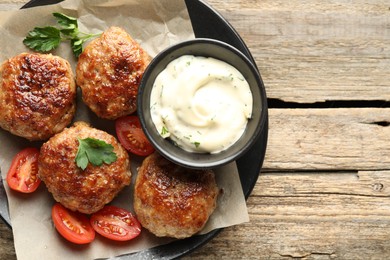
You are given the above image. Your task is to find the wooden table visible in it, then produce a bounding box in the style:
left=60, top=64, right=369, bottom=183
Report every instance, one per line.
left=1, top=0, right=390, bottom=259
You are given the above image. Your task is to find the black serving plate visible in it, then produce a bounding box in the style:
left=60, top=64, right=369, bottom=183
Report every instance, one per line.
left=0, top=0, right=268, bottom=258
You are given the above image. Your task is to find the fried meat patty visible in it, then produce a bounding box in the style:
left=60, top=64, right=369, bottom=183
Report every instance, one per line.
left=0, top=53, right=76, bottom=140
left=76, top=26, right=150, bottom=120
left=134, top=152, right=219, bottom=239
left=38, top=122, right=131, bottom=214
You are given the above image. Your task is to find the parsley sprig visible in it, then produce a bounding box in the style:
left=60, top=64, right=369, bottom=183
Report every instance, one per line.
left=75, top=138, right=117, bottom=170
left=23, top=12, right=101, bottom=58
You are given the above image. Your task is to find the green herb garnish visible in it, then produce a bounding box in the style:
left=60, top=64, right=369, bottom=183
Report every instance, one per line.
left=75, top=137, right=117, bottom=170
left=23, top=12, right=101, bottom=58
left=193, top=141, right=201, bottom=148
left=161, top=126, right=169, bottom=136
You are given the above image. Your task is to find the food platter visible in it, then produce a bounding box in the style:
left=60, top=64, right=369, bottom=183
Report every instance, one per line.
left=0, top=0, right=268, bottom=258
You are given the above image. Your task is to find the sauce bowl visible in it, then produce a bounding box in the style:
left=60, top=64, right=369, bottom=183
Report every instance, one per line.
left=137, top=38, right=267, bottom=169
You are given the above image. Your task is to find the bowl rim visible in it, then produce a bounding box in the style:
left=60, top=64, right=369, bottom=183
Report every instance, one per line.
left=137, top=38, right=267, bottom=169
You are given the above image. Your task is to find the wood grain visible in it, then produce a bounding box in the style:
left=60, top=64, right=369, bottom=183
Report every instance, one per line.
left=1, top=0, right=390, bottom=259
left=265, top=108, right=390, bottom=170
left=6, top=106, right=390, bottom=259
left=3, top=169, right=390, bottom=259
left=0, top=221, right=15, bottom=259
left=208, top=0, right=390, bottom=103
left=184, top=170, right=390, bottom=259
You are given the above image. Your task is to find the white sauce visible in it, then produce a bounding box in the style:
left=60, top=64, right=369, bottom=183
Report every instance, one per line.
left=150, top=55, right=253, bottom=153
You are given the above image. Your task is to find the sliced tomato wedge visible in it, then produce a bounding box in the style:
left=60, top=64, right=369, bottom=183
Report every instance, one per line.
left=6, top=147, right=41, bottom=193
left=90, top=205, right=141, bottom=242
left=115, top=115, right=154, bottom=156
left=52, top=203, right=95, bottom=244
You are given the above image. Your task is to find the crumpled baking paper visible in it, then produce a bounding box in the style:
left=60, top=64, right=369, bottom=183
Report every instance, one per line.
left=0, top=0, right=249, bottom=259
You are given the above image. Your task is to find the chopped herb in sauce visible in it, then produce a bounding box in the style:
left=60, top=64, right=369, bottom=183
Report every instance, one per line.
left=150, top=55, right=253, bottom=153
left=161, top=126, right=169, bottom=136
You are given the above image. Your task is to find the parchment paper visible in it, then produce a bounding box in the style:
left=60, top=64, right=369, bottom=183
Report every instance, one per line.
left=0, top=0, right=250, bottom=259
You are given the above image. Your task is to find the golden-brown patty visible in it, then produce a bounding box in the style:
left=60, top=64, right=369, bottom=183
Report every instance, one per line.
left=134, top=152, right=219, bottom=239
left=0, top=53, right=76, bottom=140
left=38, top=121, right=131, bottom=214
left=76, top=26, right=150, bottom=120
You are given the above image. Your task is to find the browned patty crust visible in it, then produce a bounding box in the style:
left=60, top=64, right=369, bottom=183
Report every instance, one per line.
left=0, top=53, right=76, bottom=140
left=38, top=122, right=131, bottom=214
left=134, top=152, right=219, bottom=239
left=76, top=26, right=150, bottom=120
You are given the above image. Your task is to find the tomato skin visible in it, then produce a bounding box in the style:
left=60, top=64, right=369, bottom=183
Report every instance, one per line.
left=6, top=147, right=41, bottom=193
left=115, top=115, right=155, bottom=156
left=52, top=203, right=95, bottom=245
left=90, top=205, right=141, bottom=242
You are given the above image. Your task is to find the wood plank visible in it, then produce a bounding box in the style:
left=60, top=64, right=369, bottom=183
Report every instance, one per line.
left=208, top=0, right=390, bottom=103
left=0, top=1, right=389, bottom=260
left=209, top=0, right=388, bottom=13
left=4, top=0, right=390, bottom=103
left=0, top=221, right=15, bottom=259
left=3, top=107, right=390, bottom=258
left=3, top=170, right=389, bottom=260
left=184, top=170, right=390, bottom=259
left=264, top=108, right=390, bottom=170
left=3, top=1, right=390, bottom=103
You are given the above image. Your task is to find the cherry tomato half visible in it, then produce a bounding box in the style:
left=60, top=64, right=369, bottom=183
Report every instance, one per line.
left=115, top=115, right=154, bottom=156
left=90, top=205, right=141, bottom=242
left=6, top=147, right=41, bottom=193
left=52, top=203, right=95, bottom=244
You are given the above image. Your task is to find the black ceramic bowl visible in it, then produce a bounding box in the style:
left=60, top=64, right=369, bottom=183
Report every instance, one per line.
left=137, top=38, right=266, bottom=169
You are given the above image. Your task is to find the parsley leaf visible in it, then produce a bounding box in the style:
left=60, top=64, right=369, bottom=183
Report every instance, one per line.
left=71, top=38, right=84, bottom=58
left=53, top=12, right=78, bottom=32
left=75, top=138, right=117, bottom=170
left=23, top=12, right=101, bottom=58
left=23, top=26, right=61, bottom=52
